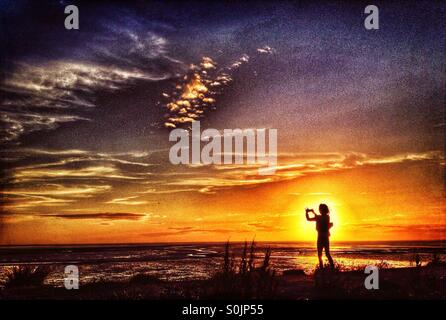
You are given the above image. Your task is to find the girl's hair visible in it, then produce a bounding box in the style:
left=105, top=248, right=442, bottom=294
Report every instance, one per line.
left=319, top=203, right=329, bottom=215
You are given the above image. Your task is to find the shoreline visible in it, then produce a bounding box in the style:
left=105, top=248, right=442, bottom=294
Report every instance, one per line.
left=1, top=239, right=445, bottom=248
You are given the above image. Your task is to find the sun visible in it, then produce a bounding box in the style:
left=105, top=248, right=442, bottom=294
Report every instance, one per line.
left=293, top=195, right=344, bottom=241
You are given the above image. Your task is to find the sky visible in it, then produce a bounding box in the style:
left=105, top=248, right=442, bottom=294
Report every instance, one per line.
left=0, top=0, right=445, bottom=245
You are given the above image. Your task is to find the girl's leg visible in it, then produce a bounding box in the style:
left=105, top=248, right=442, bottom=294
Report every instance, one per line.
left=317, top=242, right=323, bottom=268
left=325, top=241, right=334, bottom=268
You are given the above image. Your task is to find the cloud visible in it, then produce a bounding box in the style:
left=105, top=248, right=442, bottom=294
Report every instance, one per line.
left=256, top=46, right=275, bottom=54
left=1, top=184, right=112, bottom=212
left=161, top=46, right=275, bottom=129
left=343, top=223, right=446, bottom=236
left=0, top=111, right=89, bottom=143
left=1, top=146, right=443, bottom=215
left=11, top=165, right=142, bottom=183
left=41, top=212, right=148, bottom=221
left=0, top=62, right=155, bottom=143
left=1, top=148, right=156, bottom=185
left=138, top=188, right=199, bottom=194
left=141, top=226, right=241, bottom=237
left=1, top=194, right=75, bottom=210
left=0, top=148, right=155, bottom=162
left=247, top=222, right=286, bottom=232
left=1, top=24, right=183, bottom=144
left=2, top=184, right=111, bottom=198
left=88, top=23, right=183, bottom=72
left=364, top=151, right=443, bottom=165
left=106, top=196, right=148, bottom=205
left=159, top=150, right=444, bottom=194
left=0, top=148, right=158, bottom=212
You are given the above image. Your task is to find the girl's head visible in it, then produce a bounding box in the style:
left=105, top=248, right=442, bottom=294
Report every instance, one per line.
left=319, top=203, right=329, bottom=215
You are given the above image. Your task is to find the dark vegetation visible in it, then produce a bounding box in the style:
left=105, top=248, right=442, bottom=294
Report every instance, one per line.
left=200, top=240, right=277, bottom=299
left=1, top=248, right=445, bottom=300
left=4, top=266, right=50, bottom=288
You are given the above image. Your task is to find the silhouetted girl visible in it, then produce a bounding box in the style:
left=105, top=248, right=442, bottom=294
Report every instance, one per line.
left=306, top=204, right=334, bottom=269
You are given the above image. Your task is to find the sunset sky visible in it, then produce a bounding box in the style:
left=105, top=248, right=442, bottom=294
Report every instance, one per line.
left=0, top=0, right=445, bottom=245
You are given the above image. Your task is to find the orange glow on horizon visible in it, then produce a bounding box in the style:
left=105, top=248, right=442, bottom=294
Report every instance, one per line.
left=1, top=151, right=444, bottom=245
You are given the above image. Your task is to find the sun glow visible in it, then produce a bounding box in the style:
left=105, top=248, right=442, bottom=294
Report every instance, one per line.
left=293, top=194, right=344, bottom=241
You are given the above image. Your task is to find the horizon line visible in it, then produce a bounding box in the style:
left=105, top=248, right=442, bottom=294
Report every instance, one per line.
left=1, top=239, right=445, bottom=248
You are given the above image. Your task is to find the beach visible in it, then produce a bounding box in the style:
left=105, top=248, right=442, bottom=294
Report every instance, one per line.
left=1, top=264, right=445, bottom=300
left=0, top=241, right=445, bottom=299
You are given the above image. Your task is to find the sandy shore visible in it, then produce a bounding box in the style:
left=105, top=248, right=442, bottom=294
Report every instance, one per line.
left=1, top=265, right=445, bottom=300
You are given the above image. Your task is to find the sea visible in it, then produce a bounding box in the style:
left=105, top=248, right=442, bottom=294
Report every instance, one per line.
left=0, top=241, right=444, bottom=287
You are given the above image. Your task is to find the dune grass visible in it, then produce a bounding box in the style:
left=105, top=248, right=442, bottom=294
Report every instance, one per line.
left=3, top=265, right=50, bottom=288
left=202, top=240, right=277, bottom=299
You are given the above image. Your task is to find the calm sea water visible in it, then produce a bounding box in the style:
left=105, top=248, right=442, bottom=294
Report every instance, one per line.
left=0, top=241, right=444, bottom=287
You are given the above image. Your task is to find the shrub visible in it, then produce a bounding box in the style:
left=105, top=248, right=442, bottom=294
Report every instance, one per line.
left=128, top=273, right=163, bottom=285
left=4, top=265, right=50, bottom=288
left=206, top=240, right=277, bottom=299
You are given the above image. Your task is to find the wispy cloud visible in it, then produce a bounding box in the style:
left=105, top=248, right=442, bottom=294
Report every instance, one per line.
left=1, top=184, right=111, bottom=212
left=1, top=194, right=75, bottom=210
left=0, top=111, right=89, bottom=143
left=1, top=24, right=182, bottom=144
left=11, top=165, right=142, bottom=183
left=1, top=62, right=152, bottom=143
left=1, top=148, right=156, bottom=185
left=247, top=222, right=287, bottom=232
left=141, top=226, right=243, bottom=237
left=106, top=196, right=148, bottom=205
left=2, top=184, right=111, bottom=198
left=159, top=150, right=444, bottom=193
left=41, top=212, right=149, bottom=221
left=343, top=223, right=446, bottom=236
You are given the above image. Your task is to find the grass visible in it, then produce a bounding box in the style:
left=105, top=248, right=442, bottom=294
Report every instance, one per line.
left=3, top=265, right=50, bottom=288
left=203, top=240, right=278, bottom=299
left=427, top=253, right=445, bottom=266
left=128, top=273, right=164, bottom=285
left=313, top=260, right=390, bottom=275
left=1, top=249, right=444, bottom=299
left=312, top=260, right=393, bottom=298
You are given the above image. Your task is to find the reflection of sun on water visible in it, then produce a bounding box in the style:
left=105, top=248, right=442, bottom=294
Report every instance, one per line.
left=293, top=255, right=411, bottom=274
